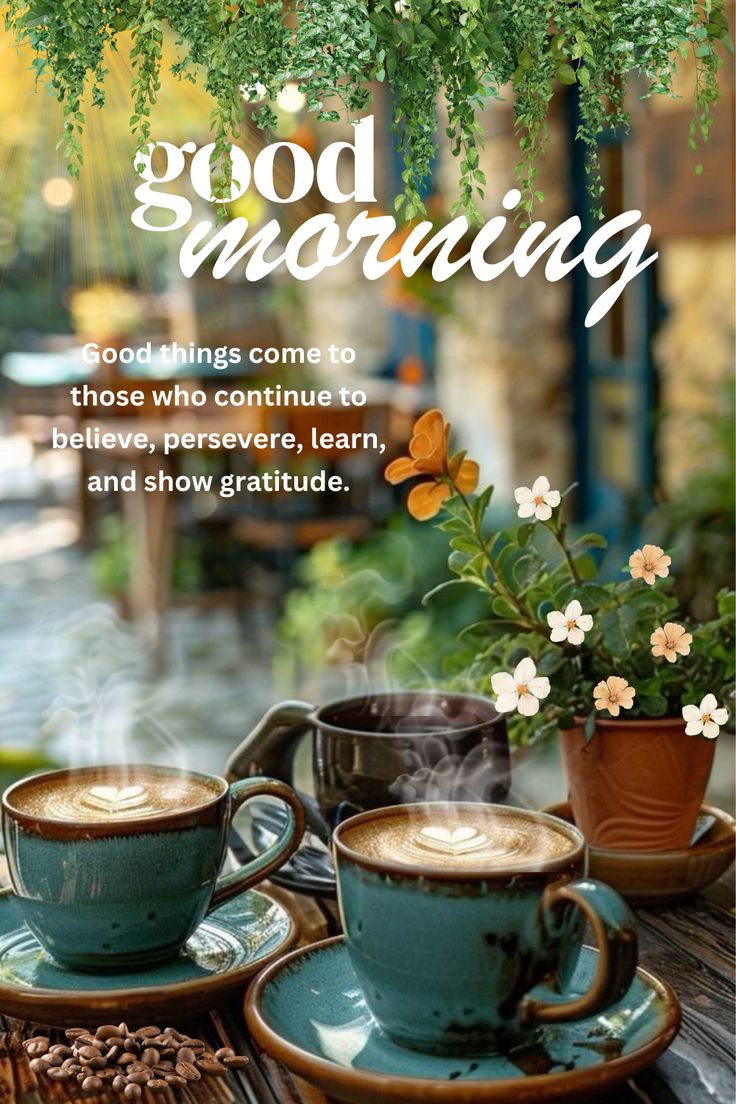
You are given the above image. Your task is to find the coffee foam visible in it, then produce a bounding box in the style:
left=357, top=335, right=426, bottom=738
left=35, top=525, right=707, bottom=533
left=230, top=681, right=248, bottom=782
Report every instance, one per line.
left=8, top=769, right=220, bottom=823
left=341, top=806, right=574, bottom=871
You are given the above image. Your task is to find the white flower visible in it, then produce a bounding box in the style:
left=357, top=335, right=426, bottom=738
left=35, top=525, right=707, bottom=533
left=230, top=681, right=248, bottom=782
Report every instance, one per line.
left=491, top=657, right=551, bottom=717
left=682, top=694, right=729, bottom=740
left=514, top=476, right=561, bottom=522
left=546, top=599, right=593, bottom=645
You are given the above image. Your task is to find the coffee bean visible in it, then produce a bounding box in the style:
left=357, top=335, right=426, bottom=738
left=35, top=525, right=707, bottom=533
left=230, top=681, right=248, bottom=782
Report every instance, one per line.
left=29, top=1058, right=50, bottom=1074
left=164, top=1074, right=187, bottom=1087
left=96, top=1025, right=121, bottom=1040
left=113, top=1074, right=127, bottom=1092
left=66, top=1028, right=87, bottom=1041
left=153, top=1062, right=174, bottom=1073
left=107, top=1045, right=121, bottom=1062
left=77, top=1071, right=87, bottom=1083
left=97, top=1068, right=115, bottom=1082
left=136, top=1026, right=161, bottom=1038
left=166, top=1029, right=185, bottom=1042
left=86, top=1056, right=108, bottom=1070
left=124, top=1037, right=141, bottom=1053
left=223, top=1056, right=249, bottom=1069
left=49, top=1044, right=73, bottom=1057
left=141, top=1047, right=159, bottom=1066
left=215, top=1047, right=235, bottom=1060
left=127, top=1068, right=152, bottom=1084
left=82, top=1075, right=103, bottom=1091
left=106, top=1036, right=126, bottom=1049
left=47, top=1068, right=73, bottom=1081
left=148, top=1079, right=168, bottom=1093
left=75, top=1034, right=99, bottom=1048
left=196, top=1058, right=227, bottom=1076
left=124, top=1085, right=142, bottom=1100
left=159, top=1047, right=175, bottom=1060
left=118, top=1052, right=136, bottom=1066
left=78, top=1045, right=103, bottom=1060
left=176, top=1046, right=196, bottom=1064
left=26, top=1038, right=50, bottom=1057
left=45, top=1053, right=63, bottom=1068
left=175, top=1060, right=200, bottom=1081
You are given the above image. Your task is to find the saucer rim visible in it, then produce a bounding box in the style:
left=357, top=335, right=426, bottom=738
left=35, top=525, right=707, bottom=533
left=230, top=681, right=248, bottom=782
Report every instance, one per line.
left=245, top=935, right=681, bottom=1104
left=0, top=885, right=296, bottom=1021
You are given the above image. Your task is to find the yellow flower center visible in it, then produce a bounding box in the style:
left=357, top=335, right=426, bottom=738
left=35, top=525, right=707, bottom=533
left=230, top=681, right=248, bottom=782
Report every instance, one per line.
left=609, top=693, right=618, bottom=704
left=517, top=683, right=528, bottom=695
left=644, top=560, right=654, bottom=572
left=534, top=495, right=544, bottom=506
left=703, top=713, right=711, bottom=723
left=567, top=619, right=576, bottom=629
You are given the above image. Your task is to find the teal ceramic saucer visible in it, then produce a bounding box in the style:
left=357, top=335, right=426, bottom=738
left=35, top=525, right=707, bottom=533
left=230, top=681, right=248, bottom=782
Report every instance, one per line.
left=0, top=886, right=295, bottom=1026
left=246, top=937, right=680, bottom=1104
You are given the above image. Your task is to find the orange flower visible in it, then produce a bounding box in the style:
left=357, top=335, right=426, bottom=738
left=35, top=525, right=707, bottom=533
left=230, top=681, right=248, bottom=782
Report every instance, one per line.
left=629, top=544, right=671, bottom=585
left=593, top=676, right=636, bottom=717
left=385, top=409, right=479, bottom=521
left=650, top=622, right=693, bottom=663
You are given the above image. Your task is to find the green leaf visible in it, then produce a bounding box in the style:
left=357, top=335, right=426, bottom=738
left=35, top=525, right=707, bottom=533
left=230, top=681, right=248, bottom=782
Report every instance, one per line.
left=491, top=596, right=518, bottom=619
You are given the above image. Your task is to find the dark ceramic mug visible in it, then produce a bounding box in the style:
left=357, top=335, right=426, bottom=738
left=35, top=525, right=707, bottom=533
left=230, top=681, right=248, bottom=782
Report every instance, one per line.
left=2, top=764, right=305, bottom=971
left=333, top=802, right=639, bottom=1055
left=225, top=692, right=510, bottom=840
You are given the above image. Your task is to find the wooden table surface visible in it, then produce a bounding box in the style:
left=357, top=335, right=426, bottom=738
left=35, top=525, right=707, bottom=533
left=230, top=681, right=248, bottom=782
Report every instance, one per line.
left=0, top=878, right=733, bottom=1104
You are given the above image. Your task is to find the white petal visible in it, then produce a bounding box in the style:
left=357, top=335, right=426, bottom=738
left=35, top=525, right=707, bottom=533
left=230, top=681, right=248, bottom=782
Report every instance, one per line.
left=685, top=719, right=704, bottom=736
left=517, top=501, right=536, bottom=519
left=699, top=693, right=718, bottom=714
left=543, top=490, right=561, bottom=507
left=531, top=475, right=550, bottom=496
left=577, top=615, right=594, bottom=632
left=491, top=672, right=516, bottom=695
left=517, top=692, right=540, bottom=717
left=681, top=704, right=701, bottom=723
left=514, top=486, right=533, bottom=504
left=534, top=503, right=552, bottom=522
left=567, top=627, right=585, bottom=646
left=527, top=676, right=551, bottom=699
left=495, top=692, right=519, bottom=714
left=702, top=720, right=720, bottom=740
left=565, top=600, right=582, bottom=620
left=712, top=708, right=729, bottom=725
left=514, top=657, right=537, bottom=683
left=547, top=610, right=566, bottom=628
left=550, top=626, right=569, bottom=642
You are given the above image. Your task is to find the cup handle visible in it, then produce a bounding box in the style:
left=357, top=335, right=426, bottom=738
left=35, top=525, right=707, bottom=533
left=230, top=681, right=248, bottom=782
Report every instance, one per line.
left=225, top=700, right=315, bottom=785
left=522, top=878, right=638, bottom=1025
left=208, top=777, right=305, bottom=911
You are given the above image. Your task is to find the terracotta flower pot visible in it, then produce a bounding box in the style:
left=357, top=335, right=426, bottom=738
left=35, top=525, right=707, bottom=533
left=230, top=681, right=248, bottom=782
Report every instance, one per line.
left=559, top=717, right=716, bottom=851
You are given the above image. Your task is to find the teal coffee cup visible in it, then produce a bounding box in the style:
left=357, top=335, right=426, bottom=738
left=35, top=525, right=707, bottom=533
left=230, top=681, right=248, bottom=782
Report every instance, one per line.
left=333, top=802, right=638, bottom=1055
left=2, top=764, right=305, bottom=971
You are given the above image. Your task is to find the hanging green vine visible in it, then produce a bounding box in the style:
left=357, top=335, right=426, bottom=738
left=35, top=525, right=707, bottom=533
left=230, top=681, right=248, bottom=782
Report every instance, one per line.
left=3, top=0, right=732, bottom=221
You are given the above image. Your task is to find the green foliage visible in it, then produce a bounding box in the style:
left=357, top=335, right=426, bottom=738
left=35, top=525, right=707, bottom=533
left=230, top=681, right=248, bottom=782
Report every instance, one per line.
left=275, top=516, right=486, bottom=688
left=424, top=485, right=734, bottom=744
left=4, top=0, right=731, bottom=220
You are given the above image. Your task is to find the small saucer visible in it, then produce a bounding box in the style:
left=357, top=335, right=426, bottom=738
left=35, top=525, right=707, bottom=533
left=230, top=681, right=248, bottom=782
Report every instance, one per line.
left=245, top=937, right=680, bottom=1104
left=0, top=886, right=295, bottom=1026
left=544, top=802, right=735, bottom=906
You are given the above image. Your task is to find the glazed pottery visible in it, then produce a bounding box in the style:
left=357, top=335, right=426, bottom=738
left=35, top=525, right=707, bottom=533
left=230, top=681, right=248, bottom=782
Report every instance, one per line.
left=245, top=937, right=681, bottom=1104
left=560, top=717, right=716, bottom=850
left=0, top=885, right=294, bottom=1026
left=332, top=803, right=638, bottom=1055
left=2, top=764, right=304, bottom=970
left=545, top=801, right=736, bottom=906
left=225, top=692, right=510, bottom=837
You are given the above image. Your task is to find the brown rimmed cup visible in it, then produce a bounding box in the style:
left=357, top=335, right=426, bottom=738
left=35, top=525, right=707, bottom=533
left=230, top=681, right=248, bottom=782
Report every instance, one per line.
left=332, top=802, right=638, bottom=1055
left=2, top=764, right=304, bottom=971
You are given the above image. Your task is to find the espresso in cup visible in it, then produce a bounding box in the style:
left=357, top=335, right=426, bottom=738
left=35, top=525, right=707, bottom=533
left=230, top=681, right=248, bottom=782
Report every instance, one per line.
left=334, top=803, right=638, bottom=1055
left=3, top=764, right=305, bottom=971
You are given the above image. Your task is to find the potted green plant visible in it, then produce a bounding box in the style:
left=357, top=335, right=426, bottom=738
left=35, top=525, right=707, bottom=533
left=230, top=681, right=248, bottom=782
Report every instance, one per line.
left=386, top=409, right=734, bottom=851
